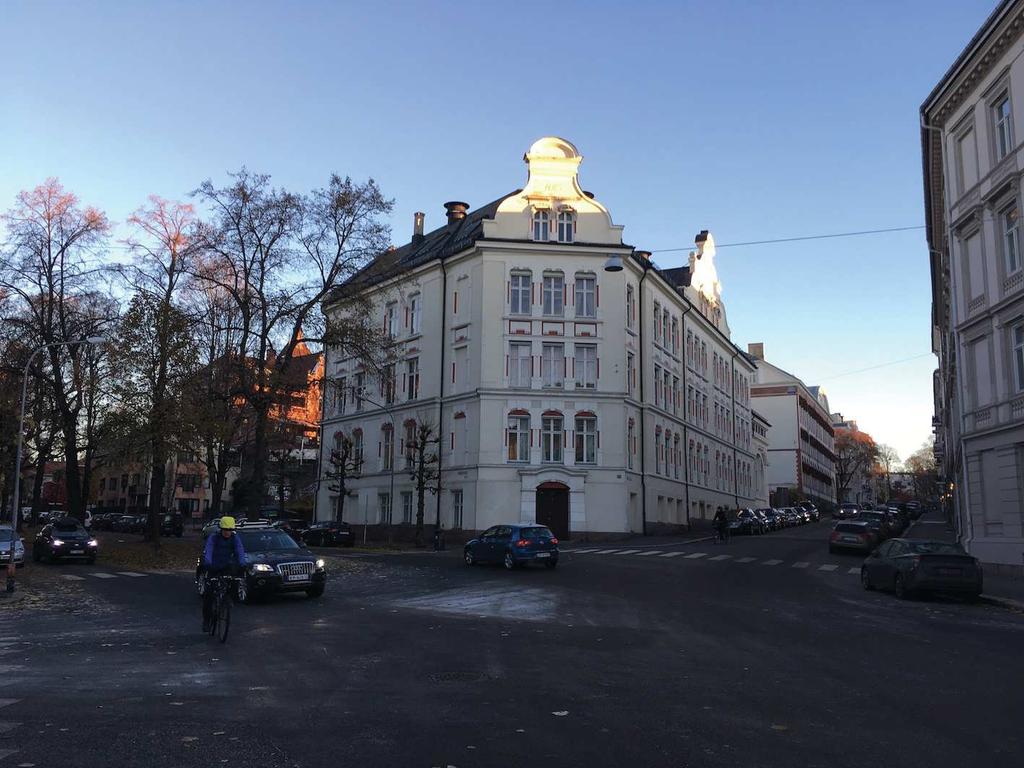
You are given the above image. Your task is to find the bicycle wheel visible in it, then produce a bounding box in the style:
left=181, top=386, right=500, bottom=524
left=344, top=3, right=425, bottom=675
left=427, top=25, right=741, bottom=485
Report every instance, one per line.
left=216, top=589, right=231, bottom=643
left=207, top=590, right=220, bottom=636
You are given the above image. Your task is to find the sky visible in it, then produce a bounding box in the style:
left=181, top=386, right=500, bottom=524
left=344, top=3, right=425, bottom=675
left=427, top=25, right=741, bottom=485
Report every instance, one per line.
left=0, top=0, right=1000, bottom=462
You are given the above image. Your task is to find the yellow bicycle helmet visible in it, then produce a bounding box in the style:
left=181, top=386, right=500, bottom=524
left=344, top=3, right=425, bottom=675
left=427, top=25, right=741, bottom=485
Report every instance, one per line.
left=219, top=516, right=237, bottom=531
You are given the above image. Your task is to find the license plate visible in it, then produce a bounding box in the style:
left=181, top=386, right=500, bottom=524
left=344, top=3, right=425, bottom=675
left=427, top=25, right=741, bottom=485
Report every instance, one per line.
left=70, top=549, right=83, bottom=554
left=841, top=537, right=858, bottom=543
left=286, top=574, right=309, bottom=582
left=535, top=552, right=551, bottom=558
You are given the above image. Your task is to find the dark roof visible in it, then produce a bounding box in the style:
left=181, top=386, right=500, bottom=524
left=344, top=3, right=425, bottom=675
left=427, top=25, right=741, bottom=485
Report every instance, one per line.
left=329, top=192, right=520, bottom=301
left=661, top=266, right=691, bottom=288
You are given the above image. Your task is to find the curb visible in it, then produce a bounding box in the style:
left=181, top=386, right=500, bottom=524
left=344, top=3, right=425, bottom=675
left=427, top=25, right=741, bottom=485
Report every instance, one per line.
left=980, top=594, right=1024, bottom=612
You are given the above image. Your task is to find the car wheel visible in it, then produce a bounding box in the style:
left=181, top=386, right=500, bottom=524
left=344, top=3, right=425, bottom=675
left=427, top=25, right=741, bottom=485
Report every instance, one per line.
left=306, top=585, right=325, bottom=598
left=894, top=574, right=911, bottom=600
left=503, top=551, right=517, bottom=570
left=464, top=549, right=475, bottom=566
left=545, top=560, right=558, bottom=570
left=861, top=568, right=874, bottom=591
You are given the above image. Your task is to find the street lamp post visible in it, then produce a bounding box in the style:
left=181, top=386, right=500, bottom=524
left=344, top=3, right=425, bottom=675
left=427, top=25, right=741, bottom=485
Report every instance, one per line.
left=6, top=337, right=105, bottom=593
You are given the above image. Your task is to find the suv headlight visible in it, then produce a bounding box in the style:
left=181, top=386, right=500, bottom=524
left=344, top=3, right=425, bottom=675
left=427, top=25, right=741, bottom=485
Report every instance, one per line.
left=87, top=539, right=98, bottom=547
left=315, top=559, right=325, bottom=571
left=250, top=563, right=274, bottom=573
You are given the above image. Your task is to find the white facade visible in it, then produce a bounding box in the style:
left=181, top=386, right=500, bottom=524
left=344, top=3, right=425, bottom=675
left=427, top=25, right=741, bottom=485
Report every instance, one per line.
left=923, top=0, right=1024, bottom=568
left=748, top=345, right=837, bottom=510
left=316, top=137, right=759, bottom=538
left=752, top=410, right=771, bottom=508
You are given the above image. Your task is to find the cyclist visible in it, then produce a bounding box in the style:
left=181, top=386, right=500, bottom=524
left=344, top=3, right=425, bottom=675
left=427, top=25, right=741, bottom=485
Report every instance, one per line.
left=202, top=516, right=247, bottom=632
left=712, top=506, right=730, bottom=544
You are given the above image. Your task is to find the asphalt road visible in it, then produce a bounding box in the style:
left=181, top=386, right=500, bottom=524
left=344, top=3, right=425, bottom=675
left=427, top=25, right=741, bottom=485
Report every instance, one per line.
left=2, top=516, right=1022, bottom=767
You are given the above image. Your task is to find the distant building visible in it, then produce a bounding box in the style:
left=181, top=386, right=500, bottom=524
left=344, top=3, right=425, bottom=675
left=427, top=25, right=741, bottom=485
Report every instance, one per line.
left=747, top=343, right=837, bottom=510
left=922, top=0, right=1024, bottom=568
left=752, top=410, right=771, bottom=508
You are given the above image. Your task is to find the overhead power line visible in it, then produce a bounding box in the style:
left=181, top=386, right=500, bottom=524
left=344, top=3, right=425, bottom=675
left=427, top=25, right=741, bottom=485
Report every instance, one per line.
left=816, top=352, right=933, bottom=382
left=650, top=225, right=926, bottom=254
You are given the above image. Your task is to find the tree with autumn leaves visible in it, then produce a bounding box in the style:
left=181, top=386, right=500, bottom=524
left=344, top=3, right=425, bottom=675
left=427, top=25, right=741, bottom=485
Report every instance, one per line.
left=834, top=427, right=880, bottom=503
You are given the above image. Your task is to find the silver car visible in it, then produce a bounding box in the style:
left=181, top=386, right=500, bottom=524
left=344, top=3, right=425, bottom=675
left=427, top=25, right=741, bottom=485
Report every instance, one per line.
left=0, top=525, right=26, bottom=568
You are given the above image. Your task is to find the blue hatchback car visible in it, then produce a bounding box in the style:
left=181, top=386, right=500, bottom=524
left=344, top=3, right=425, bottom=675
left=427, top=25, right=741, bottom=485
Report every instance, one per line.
left=464, top=524, right=560, bottom=570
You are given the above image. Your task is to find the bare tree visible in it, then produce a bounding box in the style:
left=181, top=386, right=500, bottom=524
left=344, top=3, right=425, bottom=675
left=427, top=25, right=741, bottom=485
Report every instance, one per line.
left=324, top=430, right=362, bottom=522
left=112, top=196, right=198, bottom=542
left=408, top=420, right=441, bottom=547
left=0, top=179, right=113, bottom=517
left=191, top=170, right=391, bottom=517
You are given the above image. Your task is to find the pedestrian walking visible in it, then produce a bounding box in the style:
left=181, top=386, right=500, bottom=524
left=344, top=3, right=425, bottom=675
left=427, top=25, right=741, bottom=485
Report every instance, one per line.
left=713, top=506, right=729, bottom=544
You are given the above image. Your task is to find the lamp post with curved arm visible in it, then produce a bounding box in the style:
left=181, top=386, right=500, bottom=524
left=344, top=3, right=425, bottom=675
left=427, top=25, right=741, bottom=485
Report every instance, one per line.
left=6, top=336, right=105, bottom=592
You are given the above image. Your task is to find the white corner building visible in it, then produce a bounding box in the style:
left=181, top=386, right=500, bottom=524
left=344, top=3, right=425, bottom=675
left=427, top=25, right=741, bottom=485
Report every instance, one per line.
left=316, top=137, right=759, bottom=539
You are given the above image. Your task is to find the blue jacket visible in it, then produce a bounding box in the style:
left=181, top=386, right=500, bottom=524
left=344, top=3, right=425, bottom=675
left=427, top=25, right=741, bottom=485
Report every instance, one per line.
left=203, top=532, right=247, bottom=570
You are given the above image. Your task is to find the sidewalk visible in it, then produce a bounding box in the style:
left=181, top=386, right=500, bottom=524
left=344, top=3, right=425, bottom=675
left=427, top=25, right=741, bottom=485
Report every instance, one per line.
left=906, top=512, right=1024, bottom=611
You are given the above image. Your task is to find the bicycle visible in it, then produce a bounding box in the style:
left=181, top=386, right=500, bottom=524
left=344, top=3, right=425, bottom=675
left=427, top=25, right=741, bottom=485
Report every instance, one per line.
left=204, top=574, right=241, bottom=643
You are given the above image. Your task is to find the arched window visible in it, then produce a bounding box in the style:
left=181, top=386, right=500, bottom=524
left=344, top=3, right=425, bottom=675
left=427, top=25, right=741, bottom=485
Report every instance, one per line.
left=507, top=411, right=530, bottom=463
left=575, top=413, right=597, bottom=465
left=532, top=210, right=550, bottom=241
left=542, top=411, right=563, bottom=463
left=557, top=210, right=575, bottom=243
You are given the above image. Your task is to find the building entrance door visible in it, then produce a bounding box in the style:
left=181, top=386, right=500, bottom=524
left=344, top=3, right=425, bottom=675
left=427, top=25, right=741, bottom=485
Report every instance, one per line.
left=536, top=482, right=570, bottom=540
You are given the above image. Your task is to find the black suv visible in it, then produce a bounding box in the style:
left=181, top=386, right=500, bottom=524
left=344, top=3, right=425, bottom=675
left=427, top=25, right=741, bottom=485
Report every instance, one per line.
left=301, top=520, right=355, bottom=547
left=33, top=518, right=98, bottom=563
left=195, top=527, right=327, bottom=602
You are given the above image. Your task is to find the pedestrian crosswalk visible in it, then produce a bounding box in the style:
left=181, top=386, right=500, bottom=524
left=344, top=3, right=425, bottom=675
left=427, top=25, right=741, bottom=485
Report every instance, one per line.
left=60, top=571, right=149, bottom=582
left=567, top=548, right=862, bottom=575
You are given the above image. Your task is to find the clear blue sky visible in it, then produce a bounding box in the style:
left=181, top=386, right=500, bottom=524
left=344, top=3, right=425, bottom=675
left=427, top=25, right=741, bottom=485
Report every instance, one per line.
left=0, top=0, right=998, bottom=462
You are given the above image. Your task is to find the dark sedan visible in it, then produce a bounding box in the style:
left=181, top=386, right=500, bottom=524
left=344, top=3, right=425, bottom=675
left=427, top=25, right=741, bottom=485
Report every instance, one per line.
left=856, top=510, right=895, bottom=540
left=829, top=521, right=877, bottom=554
left=195, top=528, right=326, bottom=602
left=861, top=539, right=983, bottom=600
left=32, top=518, right=98, bottom=563
left=160, top=513, right=184, bottom=537
left=301, top=521, right=355, bottom=548
left=464, top=524, right=559, bottom=570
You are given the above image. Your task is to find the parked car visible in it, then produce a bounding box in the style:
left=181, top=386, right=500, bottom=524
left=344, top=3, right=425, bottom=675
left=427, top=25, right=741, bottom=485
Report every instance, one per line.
left=759, top=509, right=783, bottom=531
left=856, top=510, right=894, bottom=541
left=734, top=509, right=764, bottom=535
left=796, top=502, right=820, bottom=522
left=836, top=502, right=860, bottom=520
left=0, top=525, right=25, bottom=568
left=861, top=539, right=983, bottom=600
left=32, top=518, right=99, bottom=563
left=195, top=527, right=327, bottom=602
left=160, top=513, right=184, bottom=537
left=110, top=515, right=134, bottom=533
left=780, top=508, right=802, bottom=526
left=301, top=521, right=354, bottom=547
left=906, top=501, right=923, bottom=520
left=828, top=521, right=877, bottom=554
left=464, top=524, right=559, bottom=570
left=751, top=509, right=772, bottom=532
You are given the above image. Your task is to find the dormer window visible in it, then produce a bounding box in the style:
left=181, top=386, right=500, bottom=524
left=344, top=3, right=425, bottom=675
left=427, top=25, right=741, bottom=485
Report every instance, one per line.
left=532, top=210, right=550, bottom=241
left=557, top=210, right=575, bottom=243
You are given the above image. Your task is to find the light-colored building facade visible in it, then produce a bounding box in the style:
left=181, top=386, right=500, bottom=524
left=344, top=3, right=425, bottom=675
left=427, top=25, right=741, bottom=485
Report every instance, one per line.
left=752, top=410, right=771, bottom=508
left=923, top=0, right=1024, bottom=569
left=747, top=344, right=837, bottom=510
left=316, top=137, right=759, bottom=538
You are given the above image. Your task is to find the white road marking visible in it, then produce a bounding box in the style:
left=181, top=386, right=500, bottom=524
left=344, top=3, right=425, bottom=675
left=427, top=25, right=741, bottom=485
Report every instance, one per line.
left=569, top=549, right=599, bottom=554
left=792, top=562, right=810, bottom=569
left=659, top=552, right=684, bottom=558
left=0, top=700, right=18, bottom=709
left=614, top=550, right=643, bottom=555
left=60, top=574, right=85, bottom=581
left=89, top=573, right=117, bottom=579
left=761, top=559, right=783, bottom=566
left=819, top=564, right=838, bottom=572
left=735, top=557, right=756, bottom=563
left=116, top=572, right=147, bottom=578
left=591, top=549, right=621, bottom=555
left=708, top=554, right=731, bottom=561
left=636, top=551, right=663, bottom=556
left=684, top=552, right=708, bottom=559
left=848, top=567, right=861, bottom=575
left=0, top=749, right=19, bottom=761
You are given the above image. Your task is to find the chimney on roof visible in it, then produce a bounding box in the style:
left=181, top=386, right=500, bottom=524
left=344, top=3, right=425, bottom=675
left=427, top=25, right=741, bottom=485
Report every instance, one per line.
left=748, top=342, right=764, bottom=360
left=443, top=201, right=469, bottom=224
left=635, top=250, right=652, bottom=265
left=412, top=211, right=425, bottom=244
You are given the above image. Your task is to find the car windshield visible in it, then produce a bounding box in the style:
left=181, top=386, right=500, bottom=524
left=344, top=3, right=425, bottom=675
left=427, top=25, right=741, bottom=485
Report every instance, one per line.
left=238, top=530, right=301, bottom=551
left=906, top=541, right=965, bottom=555
left=519, top=527, right=554, bottom=540
left=53, top=520, right=83, bottom=533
